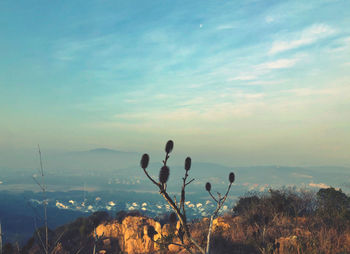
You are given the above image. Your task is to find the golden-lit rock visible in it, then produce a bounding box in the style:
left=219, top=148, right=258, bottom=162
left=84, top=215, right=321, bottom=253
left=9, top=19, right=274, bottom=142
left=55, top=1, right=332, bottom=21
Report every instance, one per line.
left=213, top=217, right=230, bottom=231
left=96, top=215, right=164, bottom=254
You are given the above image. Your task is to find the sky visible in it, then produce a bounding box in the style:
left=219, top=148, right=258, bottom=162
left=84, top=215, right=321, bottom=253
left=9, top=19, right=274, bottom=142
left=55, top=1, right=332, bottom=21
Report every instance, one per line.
left=0, top=0, right=349, bottom=167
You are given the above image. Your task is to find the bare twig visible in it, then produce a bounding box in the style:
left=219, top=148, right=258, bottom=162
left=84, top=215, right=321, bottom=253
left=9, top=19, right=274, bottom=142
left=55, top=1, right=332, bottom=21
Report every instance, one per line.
left=33, top=145, right=49, bottom=254
left=185, top=178, right=195, bottom=186
left=34, top=223, right=46, bottom=254
left=208, top=191, right=218, bottom=204
left=53, top=229, right=67, bottom=249
left=32, top=176, right=45, bottom=192
left=75, top=246, right=84, bottom=254
left=142, top=168, right=160, bottom=187
left=150, top=237, right=194, bottom=254
left=205, top=180, right=234, bottom=254
left=27, top=201, right=44, bottom=222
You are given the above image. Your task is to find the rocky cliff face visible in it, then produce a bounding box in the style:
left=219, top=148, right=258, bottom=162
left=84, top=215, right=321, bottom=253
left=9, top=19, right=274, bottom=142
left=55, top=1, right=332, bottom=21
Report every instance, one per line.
left=95, top=216, right=164, bottom=254
left=94, top=215, right=237, bottom=254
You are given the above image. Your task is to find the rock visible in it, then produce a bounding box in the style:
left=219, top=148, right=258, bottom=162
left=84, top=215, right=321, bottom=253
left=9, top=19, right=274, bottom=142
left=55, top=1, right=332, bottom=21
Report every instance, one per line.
left=96, top=215, right=164, bottom=254
left=213, top=217, right=231, bottom=232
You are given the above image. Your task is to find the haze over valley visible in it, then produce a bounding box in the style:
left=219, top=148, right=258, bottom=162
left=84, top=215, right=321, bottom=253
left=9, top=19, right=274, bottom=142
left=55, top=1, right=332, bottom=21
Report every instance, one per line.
left=1, top=147, right=349, bottom=243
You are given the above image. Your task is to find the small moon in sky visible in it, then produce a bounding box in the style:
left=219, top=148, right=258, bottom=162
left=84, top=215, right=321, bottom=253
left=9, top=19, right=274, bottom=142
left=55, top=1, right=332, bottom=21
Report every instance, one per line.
left=199, top=24, right=203, bottom=28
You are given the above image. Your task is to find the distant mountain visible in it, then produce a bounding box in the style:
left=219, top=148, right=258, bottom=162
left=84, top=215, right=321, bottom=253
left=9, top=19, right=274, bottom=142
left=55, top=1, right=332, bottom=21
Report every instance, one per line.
left=88, top=148, right=127, bottom=154
left=78, top=148, right=138, bottom=155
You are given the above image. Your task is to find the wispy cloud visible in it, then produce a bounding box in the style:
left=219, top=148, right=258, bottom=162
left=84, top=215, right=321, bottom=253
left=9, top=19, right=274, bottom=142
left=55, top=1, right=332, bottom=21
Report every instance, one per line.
left=216, top=24, right=235, bottom=30
left=54, top=36, right=112, bottom=61
left=286, top=87, right=341, bottom=97
left=228, top=57, right=300, bottom=82
left=269, top=24, right=335, bottom=55
left=326, top=36, right=350, bottom=53
left=256, top=58, right=299, bottom=70
left=248, top=80, right=286, bottom=86
left=228, top=75, right=257, bottom=81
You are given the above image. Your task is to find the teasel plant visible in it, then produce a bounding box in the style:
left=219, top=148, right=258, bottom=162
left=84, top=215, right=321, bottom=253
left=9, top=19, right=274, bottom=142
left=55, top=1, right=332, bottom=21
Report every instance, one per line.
left=140, top=140, right=235, bottom=254
left=141, top=140, right=202, bottom=254
left=205, top=172, right=235, bottom=254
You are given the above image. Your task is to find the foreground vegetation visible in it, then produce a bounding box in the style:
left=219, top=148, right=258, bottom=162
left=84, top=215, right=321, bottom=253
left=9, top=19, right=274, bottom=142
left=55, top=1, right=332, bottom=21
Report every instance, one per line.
left=196, top=187, right=350, bottom=254
left=2, top=187, right=350, bottom=254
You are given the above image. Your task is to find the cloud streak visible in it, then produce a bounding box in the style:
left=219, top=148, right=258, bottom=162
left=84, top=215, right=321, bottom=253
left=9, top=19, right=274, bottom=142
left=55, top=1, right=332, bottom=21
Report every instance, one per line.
left=269, top=24, right=335, bottom=55
left=229, top=56, right=301, bottom=82
left=256, top=58, right=299, bottom=70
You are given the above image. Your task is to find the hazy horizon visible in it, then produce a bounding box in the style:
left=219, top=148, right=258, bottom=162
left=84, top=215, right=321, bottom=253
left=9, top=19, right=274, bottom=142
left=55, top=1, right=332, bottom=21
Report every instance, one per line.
left=1, top=146, right=349, bottom=172
left=1, top=0, right=350, bottom=168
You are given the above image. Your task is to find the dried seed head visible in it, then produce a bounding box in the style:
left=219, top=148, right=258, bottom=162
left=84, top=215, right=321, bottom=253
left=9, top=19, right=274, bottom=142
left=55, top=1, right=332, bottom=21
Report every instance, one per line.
left=229, top=172, right=235, bottom=183
left=147, top=225, right=157, bottom=239
left=159, top=166, right=170, bottom=184
left=169, top=212, right=177, bottom=224
left=165, top=140, right=174, bottom=154
left=205, top=182, right=211, bottom=192
left=140, top=154, right=150, bottom=169
left=184, top=157, right=191, bottom=171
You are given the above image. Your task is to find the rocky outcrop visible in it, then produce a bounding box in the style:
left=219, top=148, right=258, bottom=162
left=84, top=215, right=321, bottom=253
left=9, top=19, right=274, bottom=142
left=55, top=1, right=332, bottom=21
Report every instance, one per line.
left=95, top=216, right=176, bottom=254
left=94, top=215, right=241, bottom=254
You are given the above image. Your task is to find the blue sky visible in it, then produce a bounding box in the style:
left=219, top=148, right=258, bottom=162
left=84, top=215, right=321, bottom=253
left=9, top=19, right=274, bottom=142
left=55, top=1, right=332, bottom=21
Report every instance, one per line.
left=0, top=0, right=349, bottom=166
